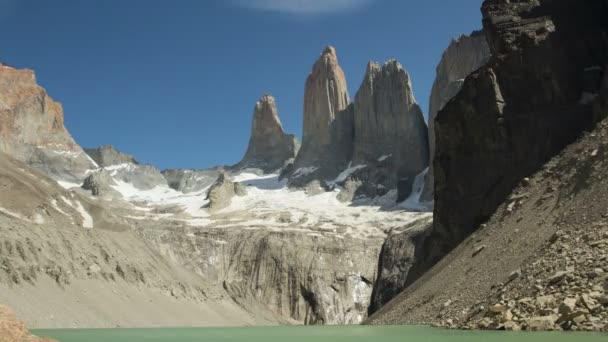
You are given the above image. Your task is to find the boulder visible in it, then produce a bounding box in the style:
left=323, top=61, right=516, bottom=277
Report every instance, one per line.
left=82, top=169, right=118, bottom=197
left=527, top=315, right=558, bottom=331
left=205, top=174, right=247, bottom=211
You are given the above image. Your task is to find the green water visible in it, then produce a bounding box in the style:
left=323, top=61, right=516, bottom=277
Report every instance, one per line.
left=32, top=325, right=607, bottom=342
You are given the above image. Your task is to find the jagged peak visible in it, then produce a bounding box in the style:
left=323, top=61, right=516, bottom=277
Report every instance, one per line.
left=383, top=59, right=405, bottom=73
left=365, top=61, right=381, bottom=75
left=322, top=45, right=337, bottom=57
left=256, top=93, right=276, bottom=107
left=364, top=59, right=409, bottom=81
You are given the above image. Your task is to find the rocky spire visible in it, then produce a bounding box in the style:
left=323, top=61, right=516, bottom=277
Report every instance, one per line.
left=289, top=46, right=353, bottom=184
left=236, top=94, right=299, bottom=172
left=0, top=63, right=97, bottom=182
left=353, top=59, right=429, bottom=199
left=421, top=31, right=491, bottom=202
left=301, top=46, right=350, bottom=146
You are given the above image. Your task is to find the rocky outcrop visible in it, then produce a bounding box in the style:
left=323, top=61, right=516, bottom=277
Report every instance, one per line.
left=84, top=145, right=138, bottom=167
left=352, top=60, right=429, bottom=200
left=144, top=226, right=385, bottom=325
left=416, top=0, right=608, bottom=283
left=289, top=46, right=353, bottom=185
left=235, top=95, right=300, bottom=172
left=0, top=63, right=97, bottom=182
left=368, top=216, right=433, bottom=314
left=82, top=169, right=119, bottom=197
left=421, top=31, right=491, bottom=202
left=162, top=168, right=224, bottom=193
left=103, top=163, right=168, bottom=191
left=84, top=145, right=168, bottom=191
left=205, top=174, right=247, bottom=211
left=0, top=305, right=54, bottom=342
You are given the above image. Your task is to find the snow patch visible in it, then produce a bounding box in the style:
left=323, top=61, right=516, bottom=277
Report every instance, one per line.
left=328, top=164, right=366, bottom=187
left=56, top=180, right=81, bottom=189
left=400, top=167, right=432, bottom=212
left=73, top=201, right=94, bottom=229
left=292, top=167, right=319, bottom=178
left=32, top=213, right=45, bottom=224
left=0, top=207, right=28, bottom=221
left=50, top=199, right=69, bottom=216
left=377, top=154, right=392, bottom=162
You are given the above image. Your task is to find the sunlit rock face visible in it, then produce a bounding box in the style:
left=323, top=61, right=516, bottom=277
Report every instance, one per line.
left=0, top=62, right=97, bottom=182
left=352, top=60, right=429, bottom=200
left=235, top=94, right=300, bottom=173
left=289, top=46, right=354, bottom=186
left=144, top=224, right=386, bottom=325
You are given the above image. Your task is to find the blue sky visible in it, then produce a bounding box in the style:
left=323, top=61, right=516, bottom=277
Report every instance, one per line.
left=1, top=0, right=483, bottom=169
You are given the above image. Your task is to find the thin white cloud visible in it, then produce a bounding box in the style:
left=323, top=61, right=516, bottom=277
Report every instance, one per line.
left=230, top=0, right=372, bottom=14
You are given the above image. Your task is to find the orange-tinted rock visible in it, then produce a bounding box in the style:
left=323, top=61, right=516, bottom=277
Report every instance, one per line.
left=0, top=63, right=96, bottom=182
left=0, top=305, right=55, bottom=342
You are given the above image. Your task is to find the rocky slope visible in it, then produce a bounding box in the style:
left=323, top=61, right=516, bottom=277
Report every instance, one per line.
left=421, top=31, right=490, bottom=202
left=368, top=116, right=608, bottom=332
left=0, top=153, right=274, bottom=328
left=288, top=46, right=353, bottom=186
left=235, top=94, right=300, bottom=172
left=0, top=305, right=54, bottom=342
left=416, top=0, right=608, bottom=276
left=352, top=60, right=429, bottom=201
left=0, top=63, right=97, bottom=182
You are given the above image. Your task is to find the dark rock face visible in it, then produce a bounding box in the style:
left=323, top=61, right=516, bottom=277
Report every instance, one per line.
left=235, top=94, right=300, bottom=172
left=368, top=217, right=433, bottom=314
left=84, top=145, right=138, bottom=167
left=419, top=0, right=608, bottom=272
left=353, top=60, right=429, bottom=200
left=289, top=46, right=353, bottom=186
left=421, top=31, right=491, bottom=202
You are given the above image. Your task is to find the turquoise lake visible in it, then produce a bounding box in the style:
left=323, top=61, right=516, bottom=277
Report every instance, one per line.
left=32, top=325, right=608, bottom=342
